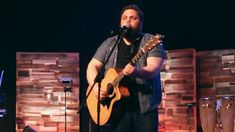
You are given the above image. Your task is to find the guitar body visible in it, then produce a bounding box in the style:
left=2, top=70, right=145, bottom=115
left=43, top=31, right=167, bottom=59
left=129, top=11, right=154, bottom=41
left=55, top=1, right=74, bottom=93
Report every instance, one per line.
left=86, top=68, right=128, bottom=125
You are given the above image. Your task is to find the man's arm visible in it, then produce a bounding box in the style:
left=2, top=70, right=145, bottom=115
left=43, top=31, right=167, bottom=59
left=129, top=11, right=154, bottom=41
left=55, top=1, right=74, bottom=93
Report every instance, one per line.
left=86, top=58, right=108, bottom=99
left=86, top=58, right=104, bottom=85
left=123, top=56, right=164, bottom=79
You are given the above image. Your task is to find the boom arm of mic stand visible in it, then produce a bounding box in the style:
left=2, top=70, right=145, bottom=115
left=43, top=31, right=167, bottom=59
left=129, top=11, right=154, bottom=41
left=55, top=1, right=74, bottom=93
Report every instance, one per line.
left=77, top=71, right=103, bottom=114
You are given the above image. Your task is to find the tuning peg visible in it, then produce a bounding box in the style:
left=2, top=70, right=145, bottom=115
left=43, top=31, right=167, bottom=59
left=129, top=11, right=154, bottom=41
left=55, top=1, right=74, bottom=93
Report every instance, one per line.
left=155, top=34, right=165, bottom=38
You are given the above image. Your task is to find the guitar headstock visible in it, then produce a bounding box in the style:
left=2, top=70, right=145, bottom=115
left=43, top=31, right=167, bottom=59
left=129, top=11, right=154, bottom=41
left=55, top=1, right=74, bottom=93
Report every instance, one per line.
left=142, top=34, right=164, bottom=52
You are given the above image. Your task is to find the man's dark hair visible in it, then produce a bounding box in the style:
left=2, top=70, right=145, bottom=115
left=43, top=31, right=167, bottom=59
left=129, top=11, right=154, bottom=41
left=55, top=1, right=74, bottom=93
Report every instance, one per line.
left=120, top=4, right=144, bottom=23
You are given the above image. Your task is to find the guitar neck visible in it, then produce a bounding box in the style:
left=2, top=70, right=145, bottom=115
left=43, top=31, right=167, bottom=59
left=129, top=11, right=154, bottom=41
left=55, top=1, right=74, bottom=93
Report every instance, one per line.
left=111, top=48, right=145, bottom=87
left=130, top=48, right=145, bottom=65
left=112, top=71, right=125, bottom=87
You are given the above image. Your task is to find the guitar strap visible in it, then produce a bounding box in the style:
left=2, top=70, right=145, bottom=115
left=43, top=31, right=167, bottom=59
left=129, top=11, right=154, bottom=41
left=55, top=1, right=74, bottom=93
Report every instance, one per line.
left=130, top=34, right=143, bottom=59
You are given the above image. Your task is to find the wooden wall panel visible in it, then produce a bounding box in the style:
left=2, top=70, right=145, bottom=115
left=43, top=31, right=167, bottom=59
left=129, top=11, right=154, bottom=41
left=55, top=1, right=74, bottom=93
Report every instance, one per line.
left=159, top=49, right=197, bottom=132
left=197, top=49, right=235, bottom=96
left=16, top=52, right=80, bottom=132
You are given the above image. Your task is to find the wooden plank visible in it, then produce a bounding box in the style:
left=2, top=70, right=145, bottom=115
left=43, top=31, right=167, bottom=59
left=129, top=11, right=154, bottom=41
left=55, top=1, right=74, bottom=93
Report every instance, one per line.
left=216, top=86, right=235, bottom=95
left=165, top=58, right=193, bottom=65
left=166, top=49, right=194, bottom=59
left=164, top=68, right=194, bottom=73
left=221, top=54, right=234, bottom=62
left=196, top=49, right=235, bottom=57
left=164, top=83, right=194, bottom=92
left=165, top=73, right=194, bottom=79
left=17, top=52, right=69, bottom=59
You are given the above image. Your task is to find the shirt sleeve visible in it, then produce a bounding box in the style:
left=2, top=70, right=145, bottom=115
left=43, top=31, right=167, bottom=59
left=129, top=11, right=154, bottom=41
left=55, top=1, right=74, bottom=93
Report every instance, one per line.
left=148, top=43, right=167, bottom=59
left=93, top=36, right=117, bottom=63
left=143, top=33, right=167, bottom=59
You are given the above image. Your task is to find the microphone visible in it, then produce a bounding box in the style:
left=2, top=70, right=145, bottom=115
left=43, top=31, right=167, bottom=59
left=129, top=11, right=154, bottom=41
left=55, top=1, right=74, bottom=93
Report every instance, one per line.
left=120, top=25, right=129, bottom=33
left=110, top=23, right=130, bottom=36
left=177, top=102, right=198, bottom=107
left=59, top=77, right=73, bottom=92
left=120, top=23, right=130, bottom=34
left=59, top=77, right=72, bottom=84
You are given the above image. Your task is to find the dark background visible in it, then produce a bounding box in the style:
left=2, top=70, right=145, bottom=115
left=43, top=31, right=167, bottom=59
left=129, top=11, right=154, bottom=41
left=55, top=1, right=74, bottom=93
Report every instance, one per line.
left=0, top=0, right=234, bottom=131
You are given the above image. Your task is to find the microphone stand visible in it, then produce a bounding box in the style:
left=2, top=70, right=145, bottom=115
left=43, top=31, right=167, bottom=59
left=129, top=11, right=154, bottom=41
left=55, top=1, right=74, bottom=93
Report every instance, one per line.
left=60, top=78, right=73, bottom=132
left=77, top=28, right=128, bottom=132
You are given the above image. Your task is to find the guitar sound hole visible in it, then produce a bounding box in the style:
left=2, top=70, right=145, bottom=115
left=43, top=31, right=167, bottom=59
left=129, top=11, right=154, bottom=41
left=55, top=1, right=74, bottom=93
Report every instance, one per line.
left=107, top=83, right=114, bottom=95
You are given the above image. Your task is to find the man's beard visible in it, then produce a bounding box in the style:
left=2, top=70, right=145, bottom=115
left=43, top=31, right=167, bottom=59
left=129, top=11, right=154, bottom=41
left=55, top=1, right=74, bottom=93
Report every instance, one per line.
left=124, top=28, right=140, bottom=40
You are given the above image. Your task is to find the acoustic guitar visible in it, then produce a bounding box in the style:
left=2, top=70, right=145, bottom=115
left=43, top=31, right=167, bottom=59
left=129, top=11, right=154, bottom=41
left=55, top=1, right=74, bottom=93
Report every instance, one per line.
left=86, top=34, right=164, bottom=125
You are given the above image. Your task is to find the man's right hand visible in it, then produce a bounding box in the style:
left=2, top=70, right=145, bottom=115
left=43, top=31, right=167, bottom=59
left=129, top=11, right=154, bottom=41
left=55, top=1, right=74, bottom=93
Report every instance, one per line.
left=93, top=83, right=108, bottom=100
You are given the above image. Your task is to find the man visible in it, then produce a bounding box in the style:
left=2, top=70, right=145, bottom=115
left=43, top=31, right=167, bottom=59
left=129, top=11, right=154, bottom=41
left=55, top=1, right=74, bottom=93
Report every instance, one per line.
left=86, top=4, right=166, bottom=132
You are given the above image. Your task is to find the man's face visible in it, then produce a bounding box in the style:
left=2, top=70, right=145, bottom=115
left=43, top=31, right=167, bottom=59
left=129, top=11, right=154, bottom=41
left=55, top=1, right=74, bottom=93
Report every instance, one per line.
left=120, top=9, right=142, bottom=35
